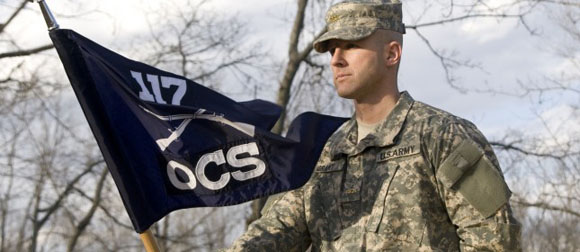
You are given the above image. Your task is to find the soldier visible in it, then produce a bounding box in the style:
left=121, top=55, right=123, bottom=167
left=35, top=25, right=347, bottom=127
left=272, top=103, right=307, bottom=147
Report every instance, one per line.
left=228, top=0, right=522, bottom=251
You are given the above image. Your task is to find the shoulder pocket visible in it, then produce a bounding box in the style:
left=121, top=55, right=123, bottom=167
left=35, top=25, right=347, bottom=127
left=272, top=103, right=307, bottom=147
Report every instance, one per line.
left=436, top=141, right=511, bottom=218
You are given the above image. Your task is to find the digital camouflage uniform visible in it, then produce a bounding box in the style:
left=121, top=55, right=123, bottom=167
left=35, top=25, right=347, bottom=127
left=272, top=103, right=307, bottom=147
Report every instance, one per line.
left=229, top=92, right=521, bottom=251
left=229, top=0, right=521, bottom=251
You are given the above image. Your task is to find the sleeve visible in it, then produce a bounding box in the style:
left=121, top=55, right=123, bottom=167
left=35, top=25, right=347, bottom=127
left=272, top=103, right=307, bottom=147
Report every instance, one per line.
left=227, top=188, right=311, bottom=252
left=426, top=121, right=522, bottom=251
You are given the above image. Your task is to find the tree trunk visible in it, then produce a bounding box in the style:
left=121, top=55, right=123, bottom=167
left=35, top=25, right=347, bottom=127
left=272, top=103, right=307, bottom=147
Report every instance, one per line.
left=247, top=0, right=326, bottom=227
left=66, top=168, right=108, bottom=252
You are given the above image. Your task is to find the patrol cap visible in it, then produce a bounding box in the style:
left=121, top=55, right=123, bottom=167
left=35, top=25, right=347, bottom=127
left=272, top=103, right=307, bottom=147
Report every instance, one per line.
left=313, top=0, right=406, bottom=53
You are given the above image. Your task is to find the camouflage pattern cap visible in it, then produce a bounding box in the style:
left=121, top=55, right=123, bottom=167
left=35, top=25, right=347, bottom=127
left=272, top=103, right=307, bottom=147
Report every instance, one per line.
left=313, top=0, right=405, bottom=53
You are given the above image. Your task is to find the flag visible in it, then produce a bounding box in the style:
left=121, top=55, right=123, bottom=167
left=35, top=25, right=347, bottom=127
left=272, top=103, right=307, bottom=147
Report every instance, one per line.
left=49, top=29, right=347, bottom=233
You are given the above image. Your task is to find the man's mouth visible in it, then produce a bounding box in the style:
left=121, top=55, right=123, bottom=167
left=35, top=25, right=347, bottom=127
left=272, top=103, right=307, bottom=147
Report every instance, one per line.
left=335, top=73, right=350, bottom=81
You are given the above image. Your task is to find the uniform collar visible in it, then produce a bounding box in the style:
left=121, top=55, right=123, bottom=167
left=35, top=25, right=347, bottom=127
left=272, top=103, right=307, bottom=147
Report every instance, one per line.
left=329, top=91, right=414, bottom=160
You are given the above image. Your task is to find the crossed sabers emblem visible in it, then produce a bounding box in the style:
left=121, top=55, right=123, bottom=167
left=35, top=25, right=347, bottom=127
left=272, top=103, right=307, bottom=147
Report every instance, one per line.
left=140, top=106, right=256, bottom=151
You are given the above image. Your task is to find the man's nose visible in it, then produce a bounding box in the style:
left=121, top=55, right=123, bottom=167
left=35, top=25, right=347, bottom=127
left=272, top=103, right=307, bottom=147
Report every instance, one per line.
left=330, top=49, right=346, bottom=67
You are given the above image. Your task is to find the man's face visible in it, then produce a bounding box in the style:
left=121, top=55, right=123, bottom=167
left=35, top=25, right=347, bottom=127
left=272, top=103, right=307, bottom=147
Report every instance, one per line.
left=327, top=33, right=388, bottom=101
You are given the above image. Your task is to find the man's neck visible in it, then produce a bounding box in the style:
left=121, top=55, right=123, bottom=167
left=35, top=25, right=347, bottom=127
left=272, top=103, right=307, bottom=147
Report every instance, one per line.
left=354, top=90, right=400, bottom=125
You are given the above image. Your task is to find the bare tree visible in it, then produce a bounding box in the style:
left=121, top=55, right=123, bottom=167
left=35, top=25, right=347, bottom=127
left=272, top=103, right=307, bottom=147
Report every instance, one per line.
left=1, top=0, right=262, bottom=251
left=65, top=167, right=108, bottom=252
left=402, top=1, right=580, bottom=250
left=1, top=1, right=119, bottom=250
left=2, top=0, right=579, bottom=250
left=133, top=0, right=265, bottom=92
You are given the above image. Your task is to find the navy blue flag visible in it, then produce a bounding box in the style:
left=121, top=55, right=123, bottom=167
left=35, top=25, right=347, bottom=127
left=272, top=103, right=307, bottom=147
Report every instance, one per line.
left=49, top=29, right=347, bottom=233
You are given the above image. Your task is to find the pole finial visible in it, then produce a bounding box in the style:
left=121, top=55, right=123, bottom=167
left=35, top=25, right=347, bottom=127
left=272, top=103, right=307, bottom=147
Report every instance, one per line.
left=30, top=0, right=59, bottom=30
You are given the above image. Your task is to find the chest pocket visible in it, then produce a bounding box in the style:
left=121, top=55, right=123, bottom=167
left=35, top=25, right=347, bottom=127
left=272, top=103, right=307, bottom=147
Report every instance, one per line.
left=367, top=140, right=422, bottom=233
left=366, top=161, right=400, bottom=233
left=308, top=159, right=345, bottom=241
left=365, top=139, right=428, bottom=247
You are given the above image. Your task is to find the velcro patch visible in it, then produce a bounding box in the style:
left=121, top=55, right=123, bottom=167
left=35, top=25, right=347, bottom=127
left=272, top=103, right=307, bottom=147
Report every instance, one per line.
left=437, top=141, right=483, bottom=188
left=437, top=140, right=511, bottom=218
left=454, top=156, right=511, bottom=218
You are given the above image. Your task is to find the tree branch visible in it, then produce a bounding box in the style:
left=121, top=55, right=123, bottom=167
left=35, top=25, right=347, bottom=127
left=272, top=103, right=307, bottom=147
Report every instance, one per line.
left=411, top=28, right=480, bottom=92
left=36, top=160, right=104, bottom=226
left=66, top=168, right=108, bottom=252
left=406, top=13, right=528, bottom=30
left=191, top=55, right=256, bottom=81
left=297, top=27, right=327, bottom=62
left=0, top=44, right=54, bottom=59
left=512, top=199, right=580, bottom=217
left=530, top=0, right=580, bottom=7
left=489, top=141, right=575, bottom=160
left=0, top=0, right=29, bottom=34
left=272, top=0, right=322, bottom=135
left=288, top=0, right=308, bottom=60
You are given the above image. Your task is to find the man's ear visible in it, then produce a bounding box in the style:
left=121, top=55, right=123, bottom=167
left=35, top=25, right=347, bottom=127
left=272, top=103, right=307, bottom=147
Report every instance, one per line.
left=385, top=41, right=402, bottom=67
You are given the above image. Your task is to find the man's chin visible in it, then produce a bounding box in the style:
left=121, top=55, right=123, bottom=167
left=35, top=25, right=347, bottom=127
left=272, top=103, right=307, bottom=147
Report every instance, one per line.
left=334, top=85, right=358, bottom=99
left=336, top=92, right=356, bottom=100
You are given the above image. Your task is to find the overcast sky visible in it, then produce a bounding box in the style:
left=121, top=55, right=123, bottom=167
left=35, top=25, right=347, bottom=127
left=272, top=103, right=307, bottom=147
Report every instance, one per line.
left=6, top=0, right=577, bottom=141
left=2, top=0, right=578, bottom=246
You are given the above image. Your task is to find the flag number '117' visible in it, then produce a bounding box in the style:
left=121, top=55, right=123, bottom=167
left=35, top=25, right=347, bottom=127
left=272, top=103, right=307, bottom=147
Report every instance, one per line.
left=131, top=71, right=267, bottom=191
left=131, top=70, right=186, bottom=105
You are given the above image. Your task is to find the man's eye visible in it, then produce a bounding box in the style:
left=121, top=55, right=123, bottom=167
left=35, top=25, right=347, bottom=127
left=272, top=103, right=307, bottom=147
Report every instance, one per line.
left=346, top=43, right=357, bottom=49
left=329, top=48, right=336, bottom=56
